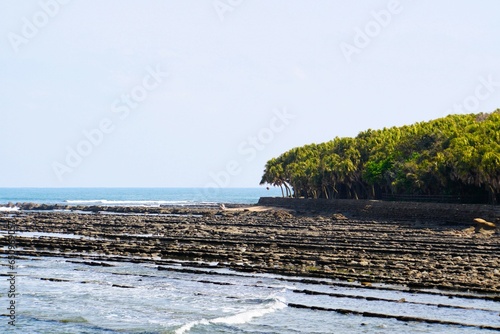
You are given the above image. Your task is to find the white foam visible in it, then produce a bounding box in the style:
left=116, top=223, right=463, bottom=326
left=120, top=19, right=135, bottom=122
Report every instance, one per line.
left=0, top=206, right=19, bottom=212
left=0, top=231, right=96, bottom=240
left=174, top=319, right=210, bottom=334
left=65, top=200, right=174, bottom=206
left=64, top=200, right=217, bottom=207
left=174, top=296, right=286, bottom=334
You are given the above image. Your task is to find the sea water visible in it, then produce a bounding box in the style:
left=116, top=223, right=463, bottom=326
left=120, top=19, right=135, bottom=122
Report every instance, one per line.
left=1, top=256, right=499, bottom=333
left=0, top=187, right=282, bottom=207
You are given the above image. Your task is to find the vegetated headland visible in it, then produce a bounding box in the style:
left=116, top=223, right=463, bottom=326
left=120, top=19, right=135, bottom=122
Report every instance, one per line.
left=260, top=110, right=500, bottom=205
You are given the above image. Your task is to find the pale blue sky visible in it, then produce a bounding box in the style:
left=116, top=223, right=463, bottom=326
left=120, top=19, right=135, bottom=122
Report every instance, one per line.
left=1, top=0, right=500, bottom=187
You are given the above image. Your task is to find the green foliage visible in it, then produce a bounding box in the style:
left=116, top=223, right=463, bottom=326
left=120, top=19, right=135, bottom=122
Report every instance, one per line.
left=260, top=110, right=500, bottom=204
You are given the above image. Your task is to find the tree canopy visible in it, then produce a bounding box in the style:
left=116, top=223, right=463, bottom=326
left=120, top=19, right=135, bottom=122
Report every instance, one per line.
left=260, top=110, right=500, bottom=204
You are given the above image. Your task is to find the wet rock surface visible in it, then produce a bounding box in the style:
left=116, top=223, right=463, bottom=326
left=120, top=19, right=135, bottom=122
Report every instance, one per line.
left=1, top=206, right=499, bottom=294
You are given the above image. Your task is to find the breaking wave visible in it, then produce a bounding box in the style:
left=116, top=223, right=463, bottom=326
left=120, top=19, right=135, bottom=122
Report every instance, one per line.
left=64, top=200, right=218, bottom=207
left=0, top=206, right=20, bottom=212
left=174, top=296, right=287, bottom=334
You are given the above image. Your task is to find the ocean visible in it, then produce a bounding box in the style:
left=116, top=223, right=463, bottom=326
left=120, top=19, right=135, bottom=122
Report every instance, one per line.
left=1, top=188, right=499, bottom=333
left=0, top=187, right=282, bottom=207
left=3, top=256, right=499, bottom=333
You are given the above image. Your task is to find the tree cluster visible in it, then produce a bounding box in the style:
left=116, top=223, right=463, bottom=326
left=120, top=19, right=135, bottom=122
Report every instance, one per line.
left=260, top=110, right=500, bottom=204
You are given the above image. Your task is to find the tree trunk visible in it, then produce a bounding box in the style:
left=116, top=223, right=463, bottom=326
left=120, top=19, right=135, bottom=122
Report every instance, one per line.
left=351, top=186, right=359, bottom=200
left=488, top=185, right=497, bottom=205
left=284, top=183, right=291, bottom=197
left=323, top=186, right=329, bottom=199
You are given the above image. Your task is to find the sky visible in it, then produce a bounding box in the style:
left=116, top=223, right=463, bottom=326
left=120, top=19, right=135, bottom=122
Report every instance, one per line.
left=1, top=0, right=500, bottom=188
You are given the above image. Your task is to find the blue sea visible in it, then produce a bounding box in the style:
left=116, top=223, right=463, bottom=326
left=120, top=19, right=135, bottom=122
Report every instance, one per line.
left=1, top=256, right=499, bottom=333
left=0, top=187, right=282, bottom=207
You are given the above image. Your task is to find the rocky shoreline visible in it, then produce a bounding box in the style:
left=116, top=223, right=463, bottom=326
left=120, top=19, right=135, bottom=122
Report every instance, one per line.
left=1, top=204, right=499, bottom=296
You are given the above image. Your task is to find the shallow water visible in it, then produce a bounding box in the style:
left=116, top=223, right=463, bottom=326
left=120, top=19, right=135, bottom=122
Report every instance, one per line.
left=1, top=255, right=499, bottom=333
left=0, top=231, right=95, bottom=240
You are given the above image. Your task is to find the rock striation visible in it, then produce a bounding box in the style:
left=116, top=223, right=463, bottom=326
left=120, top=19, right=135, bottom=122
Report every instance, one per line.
left=1, top=205, right=499, bottom=294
